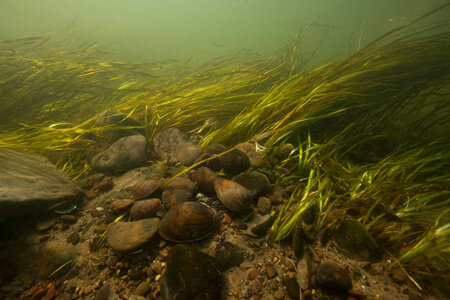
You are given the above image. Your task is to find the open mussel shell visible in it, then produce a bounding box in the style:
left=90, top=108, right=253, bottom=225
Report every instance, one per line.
left=131, top=178, right=164, bottom=200
left=159, top=201, right=219, bottom=242
left=214, top=178, right=251, bottom=212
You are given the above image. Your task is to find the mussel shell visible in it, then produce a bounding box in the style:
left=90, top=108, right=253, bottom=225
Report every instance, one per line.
left=191, top=167, right=218, bottom=196
left=159, top=201, right=219, bottom=242
left=130, top=198, right=161, bottom=220
left=214, top=178, right=251, bottom=212
left=162, top=189, right=192, bottom=210
left=131, top=178, right=164, bottom=200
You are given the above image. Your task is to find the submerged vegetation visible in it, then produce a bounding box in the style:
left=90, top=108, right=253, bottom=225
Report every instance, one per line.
left=1, top=5, right=449, bottom=293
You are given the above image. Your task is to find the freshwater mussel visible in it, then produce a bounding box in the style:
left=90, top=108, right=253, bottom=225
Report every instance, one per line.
left=159, top=201, right=220, bottom=242
left=131, top=177, right=164, bottom=200
left=191, top=166, right=218, bottom=196
left=214, top=178, right=252, bottom=212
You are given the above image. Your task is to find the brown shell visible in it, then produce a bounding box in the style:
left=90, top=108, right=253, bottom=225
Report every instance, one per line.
left=130, top=198, right=161, bottom=220
left=159, top=202, right=219, bottom=242
left=131, top=178, right=164, bottom=200
left=191, top=167, right=218, bottom=196
left=214, top=178, right=251, bottom=212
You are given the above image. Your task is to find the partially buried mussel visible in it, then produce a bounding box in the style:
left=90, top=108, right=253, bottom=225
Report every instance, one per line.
left=159, top=201, right=219, bottom=242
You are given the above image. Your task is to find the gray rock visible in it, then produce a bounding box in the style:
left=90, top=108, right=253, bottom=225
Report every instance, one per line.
left=0, top=148, right=82, bottom=219
left=335, top=219, right=382, bottom=261
left=106, top=218, right=160, bottom=252
left=175, top=141, right=202, bottom=166
left=153, top=128, right=187, bottom=161
left=92, top=134, right=147, bottom=173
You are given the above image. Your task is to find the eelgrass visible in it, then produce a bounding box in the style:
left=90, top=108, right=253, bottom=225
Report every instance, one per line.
left=0, top=5, right=449, bottom=292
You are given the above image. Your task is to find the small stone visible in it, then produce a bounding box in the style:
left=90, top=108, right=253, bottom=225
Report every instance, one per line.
left=273, top=287, right=285, bottom=300
left=257, top=197, right=272, bottom=215
left=85, top=189, right=97, bottom=199
left=265, top=264, right=277, bottom=279
left=60, top=215, right=78, bottom=224
left=134, top=282, right=150, bottom=296
left=84, top=285, right=94, bottom=295
left=213, top=241, right=245, bottom=270
left=66, top=232, right=80, bottom=245
left=128, top=268, right=142, bottom=280
left=222, top=214, right=232, bottom=225
left=94, top=283, right=110, bottom=300
left=155, top=274, right=161, bottom=281
left=246, top=268, right=259, bottom=281
left=391, top=267, right=406, bottom=284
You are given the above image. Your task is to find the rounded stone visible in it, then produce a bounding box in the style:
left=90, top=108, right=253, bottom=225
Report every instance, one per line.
left=175, top=141, right=202, bottom=166
left=106, top=218, right=160, bottom=252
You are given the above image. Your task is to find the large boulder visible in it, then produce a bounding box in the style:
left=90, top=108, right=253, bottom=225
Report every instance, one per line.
left=91, top=134, right=148, bottom=173
left=0, top=148, right=83, bottom=219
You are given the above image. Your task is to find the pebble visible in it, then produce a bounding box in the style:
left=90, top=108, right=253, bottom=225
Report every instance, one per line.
left=128, top=268, right=142, bottom=280
left=265, top=264, right=277, bottom=279
left=391, top=267, right=406, bottom=284
left=257, top=197, right=272, bottom=215
left=66, top=231, right=80, bottom=245
left=246, top=268, right=259, bottom=281
left=134, top=282, right=150, bottom=297
left=106, top=218, right=160, bottom=252
left=60, top=215, right=78, bottom=224
left=273, top=287, right=285, bottom=300
left=222, top=213, right=232, bottom=225
left=94, top=283, right=110, bottom=300
left=284, top=277, right=300, bottom=299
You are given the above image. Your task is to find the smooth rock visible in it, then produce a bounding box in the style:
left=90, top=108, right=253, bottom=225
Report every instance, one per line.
left=274, top=143, right=294, bottom=159
left=160, top=244, right=222, bottom=300
left=94, top=282, right=110, bottom=300
left=153, top=128, right=187, bottom=161
left=0, top=148, right=82, bottom=219
left=335, top=219, right=382, bottom=261
left=130, top=198, right=161, bottom=220
left=213, top=241, right=245, bottom=270
left=316, top=262, right=352, bottom=292
left=92, top=135, right=147, bottom=173
left=175, top=141, right=202, bottom=166
left=134, top=282, right=151, bottom=297
left=257, top=197, right=272, bottom=215
left=106, top=218, right=160, bottom=252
